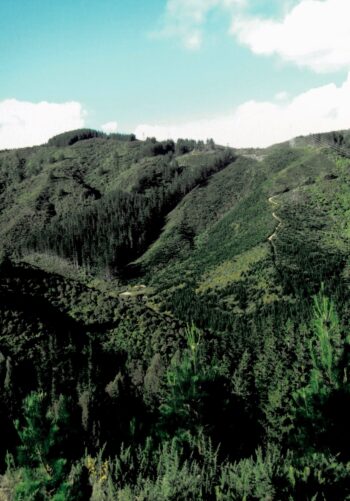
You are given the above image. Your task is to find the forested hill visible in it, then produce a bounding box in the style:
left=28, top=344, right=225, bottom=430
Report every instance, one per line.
left=1, top=128, right=350, bottom=499
left=0, top=129, right=234, bottom=275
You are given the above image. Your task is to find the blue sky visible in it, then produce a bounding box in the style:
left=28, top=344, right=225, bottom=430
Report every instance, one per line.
left=1, top=0, right=350, bottom=148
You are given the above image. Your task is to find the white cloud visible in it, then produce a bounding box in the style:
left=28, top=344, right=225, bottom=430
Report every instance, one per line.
left=135, top=73, right=350, bottom=148
left=157, top=0, right=350, bottom=72
left=0, top=99, right=86, bottom=150
left=275, top=91, right=289, bottom=101
left=100, top=121, right=118, bottom=134
left=231, top=0, right=350, bottom=72
left=184, top=31, right=202, bottom=50
left=154, top=0, right=244, bottom=49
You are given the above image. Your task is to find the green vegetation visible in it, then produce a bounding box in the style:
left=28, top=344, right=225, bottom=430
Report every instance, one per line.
left=47, top=129, right=107, bottom=147
left=0, top=129, right=350, bottom=498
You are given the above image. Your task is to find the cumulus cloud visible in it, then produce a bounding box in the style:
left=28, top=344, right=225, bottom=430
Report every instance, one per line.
left=100, top=121, right=118, bottom=134
left=0, top=99, right=86, bottom=150
left=231, top=0, right=350, bottom=72
left=154, top=0, right=244, bottom=49
left=157, top=0, right=350, bottom=72
left=135, top=73, right=350, bottom=148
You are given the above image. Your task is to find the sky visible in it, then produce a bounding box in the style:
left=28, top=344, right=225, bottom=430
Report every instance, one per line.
left=1, top=0, right=350, bottom=149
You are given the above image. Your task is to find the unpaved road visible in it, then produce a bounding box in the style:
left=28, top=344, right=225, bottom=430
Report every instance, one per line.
left=268, top=196, right=282, bottom=242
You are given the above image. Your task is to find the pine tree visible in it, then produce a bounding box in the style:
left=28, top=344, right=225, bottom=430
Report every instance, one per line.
left=14, top=392, right=73, bottom=500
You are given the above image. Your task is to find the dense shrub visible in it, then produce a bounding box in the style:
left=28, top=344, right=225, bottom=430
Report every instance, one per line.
left=47, top=129, right=106, bottom=147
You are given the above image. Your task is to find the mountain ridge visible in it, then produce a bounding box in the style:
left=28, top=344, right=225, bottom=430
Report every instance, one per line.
left=0, top=126, right=350, bottom=498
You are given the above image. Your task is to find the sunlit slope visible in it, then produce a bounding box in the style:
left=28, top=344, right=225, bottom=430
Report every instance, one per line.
left=137, top=138, right=350, bottom=326
left=0, top=129, right=349, bottom=330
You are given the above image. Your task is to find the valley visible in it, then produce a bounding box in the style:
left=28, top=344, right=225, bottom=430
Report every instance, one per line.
left=0, top=128, right=349, bottom=499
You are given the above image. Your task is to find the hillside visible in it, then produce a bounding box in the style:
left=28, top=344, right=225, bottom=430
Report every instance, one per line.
left=0, top=128, right=350, bottom=499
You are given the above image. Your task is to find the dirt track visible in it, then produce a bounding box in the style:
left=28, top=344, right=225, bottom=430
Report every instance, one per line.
left=268, top=196, right=282, bottom=242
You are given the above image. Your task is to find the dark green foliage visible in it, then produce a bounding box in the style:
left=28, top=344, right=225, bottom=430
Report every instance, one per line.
left=108, top=132, right=136, bottom=142
left=140, top=138, right=175, bottom=157
left=47, top=129, right=106, bottom=147
left=158, top=325, right=217, bottom=440
left=21, top=146, right=235, bottom=274
left=13, top=392, right=77, bottom=500
left=291, top=289, right=350, bottom=459
left=0, top=130, right=350, bottom=498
